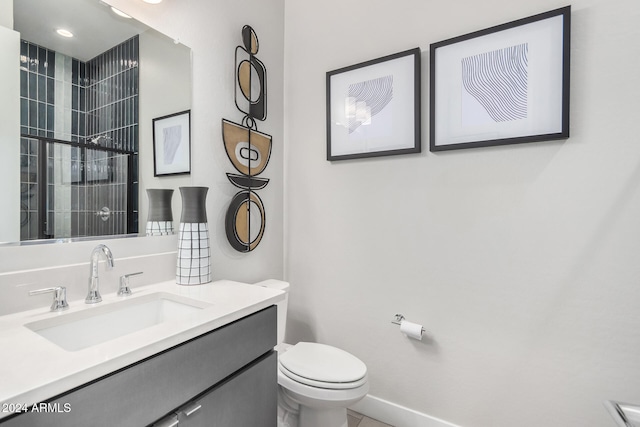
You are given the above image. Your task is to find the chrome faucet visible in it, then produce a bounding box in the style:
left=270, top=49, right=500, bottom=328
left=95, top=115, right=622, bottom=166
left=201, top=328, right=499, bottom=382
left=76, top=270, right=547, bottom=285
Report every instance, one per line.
left=85, top=244, right=115, bottom=304
left=605, top=400, right=640, bottom=427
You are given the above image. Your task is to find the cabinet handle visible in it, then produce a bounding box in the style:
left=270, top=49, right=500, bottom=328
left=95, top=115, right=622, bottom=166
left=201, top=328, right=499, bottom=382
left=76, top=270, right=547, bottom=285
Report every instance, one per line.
left=182, top=403, right=202, bottom=417
left=153, top=415, right=179, bottom=427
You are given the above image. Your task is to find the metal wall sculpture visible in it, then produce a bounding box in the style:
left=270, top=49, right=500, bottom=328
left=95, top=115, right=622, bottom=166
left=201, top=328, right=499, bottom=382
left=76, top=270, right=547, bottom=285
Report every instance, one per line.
left=222, top=26, right=272, bottom=252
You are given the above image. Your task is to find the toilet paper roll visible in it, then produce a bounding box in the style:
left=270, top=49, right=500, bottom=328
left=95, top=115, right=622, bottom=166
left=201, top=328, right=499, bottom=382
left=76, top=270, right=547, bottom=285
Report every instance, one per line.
left=400, top=320, right=424, bottom=340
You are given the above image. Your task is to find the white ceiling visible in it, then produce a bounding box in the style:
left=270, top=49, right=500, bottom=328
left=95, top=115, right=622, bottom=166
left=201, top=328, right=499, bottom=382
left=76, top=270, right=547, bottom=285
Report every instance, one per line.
left=14, top=0, right=149, bottom=62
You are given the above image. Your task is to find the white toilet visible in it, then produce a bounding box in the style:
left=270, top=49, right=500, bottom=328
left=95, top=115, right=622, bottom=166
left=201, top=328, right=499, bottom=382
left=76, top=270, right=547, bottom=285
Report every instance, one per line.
left=254, top=280, right=369, bottom=427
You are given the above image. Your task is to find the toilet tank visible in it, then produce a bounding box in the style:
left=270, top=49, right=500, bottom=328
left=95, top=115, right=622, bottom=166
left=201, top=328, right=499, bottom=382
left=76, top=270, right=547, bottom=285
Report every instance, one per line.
left=253, top=279, right=289, bottom=345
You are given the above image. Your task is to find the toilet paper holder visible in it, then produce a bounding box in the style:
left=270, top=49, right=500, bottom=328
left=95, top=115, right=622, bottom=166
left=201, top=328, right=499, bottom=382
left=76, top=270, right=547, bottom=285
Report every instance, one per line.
left=391, top=314, right=426, bottom=334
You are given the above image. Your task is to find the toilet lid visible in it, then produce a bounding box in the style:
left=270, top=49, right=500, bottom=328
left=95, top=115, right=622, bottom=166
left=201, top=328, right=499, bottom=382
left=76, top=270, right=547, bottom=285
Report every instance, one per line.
left=279, top=342, right=367, bottom=384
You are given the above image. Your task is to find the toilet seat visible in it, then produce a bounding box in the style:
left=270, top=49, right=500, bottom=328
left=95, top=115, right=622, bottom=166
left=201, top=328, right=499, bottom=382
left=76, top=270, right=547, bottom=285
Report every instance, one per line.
left=279, top=362, right=368, bottom=389
left=278, top=342, right=367, bottom=390
left=278, top=367, right=369, bottom=408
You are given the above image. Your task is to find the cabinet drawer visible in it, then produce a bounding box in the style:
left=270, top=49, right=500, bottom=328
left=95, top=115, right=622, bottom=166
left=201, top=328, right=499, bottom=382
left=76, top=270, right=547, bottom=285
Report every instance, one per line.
left=155, top=351, right=277, bottom=427
left=2, top=306, right=276, bottom=427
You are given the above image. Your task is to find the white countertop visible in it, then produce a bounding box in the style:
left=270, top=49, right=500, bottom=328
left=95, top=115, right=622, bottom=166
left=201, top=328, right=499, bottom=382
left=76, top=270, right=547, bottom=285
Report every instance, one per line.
left=0, top=279, right=284, bottom=419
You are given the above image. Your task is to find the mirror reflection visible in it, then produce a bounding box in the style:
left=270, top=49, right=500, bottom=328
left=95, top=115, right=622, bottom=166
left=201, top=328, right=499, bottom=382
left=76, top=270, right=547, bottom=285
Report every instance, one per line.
left=3, top=0, right=191, bottom=244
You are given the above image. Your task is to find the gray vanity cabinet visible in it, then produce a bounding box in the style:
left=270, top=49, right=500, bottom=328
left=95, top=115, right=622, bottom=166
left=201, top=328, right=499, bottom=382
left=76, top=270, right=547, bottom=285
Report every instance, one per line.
left=1, top=306, right=277, bottom=427
left=156, top=352, right=276, bottom=427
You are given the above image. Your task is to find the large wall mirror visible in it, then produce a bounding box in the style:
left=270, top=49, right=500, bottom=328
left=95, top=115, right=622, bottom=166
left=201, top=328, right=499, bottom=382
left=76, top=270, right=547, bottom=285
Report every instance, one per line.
left=0, top=0, right=191, bottom=244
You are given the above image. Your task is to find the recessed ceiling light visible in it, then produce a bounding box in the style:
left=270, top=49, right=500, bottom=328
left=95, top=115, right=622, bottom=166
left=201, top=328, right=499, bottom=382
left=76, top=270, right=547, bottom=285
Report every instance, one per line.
left=56, top=29, right=74, bottom=38
left=111, top=6, right=132, bottom=18
left=143, top=0, right=162, bottom=4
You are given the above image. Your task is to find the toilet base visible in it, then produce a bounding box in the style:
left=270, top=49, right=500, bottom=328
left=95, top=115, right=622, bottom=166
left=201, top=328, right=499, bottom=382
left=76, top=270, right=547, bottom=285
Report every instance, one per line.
left=278, top=386, right=300, bottom=427
left=299, top=406, right=348, bottom=427
left=279, top=384, right=359, bottom=427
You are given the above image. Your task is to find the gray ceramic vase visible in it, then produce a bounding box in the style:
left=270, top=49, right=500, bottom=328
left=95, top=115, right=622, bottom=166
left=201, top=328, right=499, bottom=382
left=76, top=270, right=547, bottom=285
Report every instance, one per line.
left=146, top=189, right=174, bottom=236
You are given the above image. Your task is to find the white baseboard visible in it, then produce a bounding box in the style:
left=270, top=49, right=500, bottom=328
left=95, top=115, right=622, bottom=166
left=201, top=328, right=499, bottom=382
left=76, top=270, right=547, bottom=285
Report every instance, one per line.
left=350, top=395, right=462, bottom=427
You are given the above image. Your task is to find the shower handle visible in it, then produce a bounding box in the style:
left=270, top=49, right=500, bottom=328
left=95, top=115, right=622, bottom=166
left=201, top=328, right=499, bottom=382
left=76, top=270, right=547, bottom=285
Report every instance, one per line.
left=95, top=206, right=111, bottom=222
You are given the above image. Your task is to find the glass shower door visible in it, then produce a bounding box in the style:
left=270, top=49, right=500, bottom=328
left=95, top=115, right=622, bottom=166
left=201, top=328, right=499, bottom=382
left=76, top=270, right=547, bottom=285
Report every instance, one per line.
left=85, top=147, right=129, bottom=237
left=35, top=142, right=130, bottom=240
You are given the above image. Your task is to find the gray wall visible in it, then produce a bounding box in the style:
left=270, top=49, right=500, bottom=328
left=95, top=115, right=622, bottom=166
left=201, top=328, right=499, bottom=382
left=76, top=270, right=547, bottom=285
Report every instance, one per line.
left=0, top=0, right=11, bottom=28
left=138, top=28, right=192, bottom=231
left=284, top=0, right=640, bottom=426
left=0, top=24, right=20, bottom=242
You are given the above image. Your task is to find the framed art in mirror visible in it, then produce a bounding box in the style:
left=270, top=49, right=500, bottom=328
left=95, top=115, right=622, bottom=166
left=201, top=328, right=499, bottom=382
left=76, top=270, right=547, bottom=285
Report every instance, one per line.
left=430, top=6, right=570, bottom=152
left=326, top=48, right=421, bottom=161
left=153, top=110, right=191, bottom=176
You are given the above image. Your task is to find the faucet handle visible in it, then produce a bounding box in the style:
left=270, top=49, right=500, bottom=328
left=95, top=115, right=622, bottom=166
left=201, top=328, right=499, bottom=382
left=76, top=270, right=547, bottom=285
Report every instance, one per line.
left=29, top=286, right=69, bottom=312
left=118, top=272, right=143, bottom=296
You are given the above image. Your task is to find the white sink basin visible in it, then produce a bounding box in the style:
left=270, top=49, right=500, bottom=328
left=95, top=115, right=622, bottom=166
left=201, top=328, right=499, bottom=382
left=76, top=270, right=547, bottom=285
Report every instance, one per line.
left=25, top=292, right=210, bottom=351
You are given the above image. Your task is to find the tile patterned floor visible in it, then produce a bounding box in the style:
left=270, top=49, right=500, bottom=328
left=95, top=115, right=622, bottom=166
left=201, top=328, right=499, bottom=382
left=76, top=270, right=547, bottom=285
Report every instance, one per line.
left=348, top=409, right=394, bottom=427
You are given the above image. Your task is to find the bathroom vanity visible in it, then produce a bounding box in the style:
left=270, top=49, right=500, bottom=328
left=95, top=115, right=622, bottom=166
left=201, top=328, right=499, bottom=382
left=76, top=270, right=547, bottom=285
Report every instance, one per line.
left=0, top=280, right=282, bottom=427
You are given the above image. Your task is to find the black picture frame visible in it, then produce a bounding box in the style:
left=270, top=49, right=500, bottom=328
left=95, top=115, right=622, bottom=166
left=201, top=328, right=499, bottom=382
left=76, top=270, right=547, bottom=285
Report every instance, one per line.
left=152, top=110, right=191, bottom=176
left=326, top=48, right=421, bottom=161
left=430, top=6, right=571, bottom=152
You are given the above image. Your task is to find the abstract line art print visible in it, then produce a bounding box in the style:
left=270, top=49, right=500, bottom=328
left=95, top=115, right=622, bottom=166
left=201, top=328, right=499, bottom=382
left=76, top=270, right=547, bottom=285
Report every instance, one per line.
left=152, top=110, right=191, bottom=176
left=430, top=6, right=570, bottom=151
left=347, top=75, right=393, bottom=133
left=326, top=48, right=421, bottom=161
left=461, top=43, right=528, bottom=124
left=162, top=125, right=183, bottom=164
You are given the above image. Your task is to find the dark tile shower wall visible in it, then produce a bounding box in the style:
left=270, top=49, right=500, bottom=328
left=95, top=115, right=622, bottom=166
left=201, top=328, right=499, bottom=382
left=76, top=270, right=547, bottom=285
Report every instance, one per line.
left=19, top=41, right=86, bottom=142
left=86, top=36, right=139, bottom=152
left=19, top=41, right=55, bottom=240
left=19, top=137, right=40, bottom=241
left=19, top=41, right=55, bottom=139
left=18, top=37, right=139, bottom=240
left=83, top=36, right=139, bottom=237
